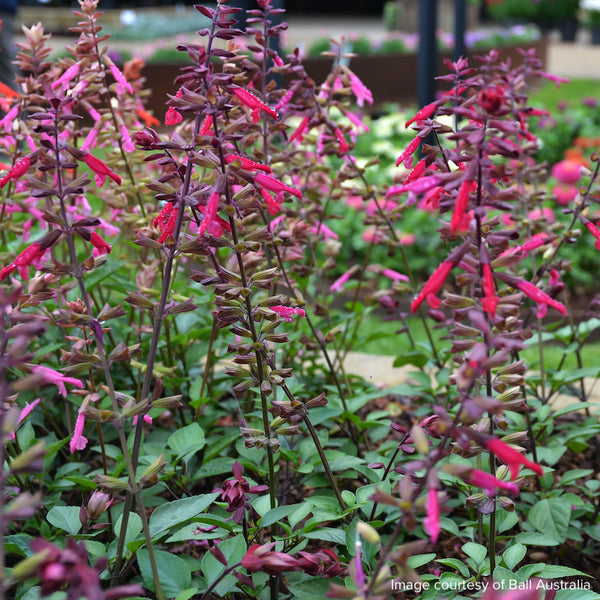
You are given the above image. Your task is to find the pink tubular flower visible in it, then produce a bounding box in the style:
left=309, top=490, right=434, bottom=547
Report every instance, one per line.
left=289, top=116, right=310, bottom=143
left=396, top=135, right=421, bottom=168
left=583, top=217, right=600, bottom=250
left=0, top=156, right=31, bottom=189
left=83, top=154, right=121, bottom=187
left=311, top=223, right=338, bottom=241
left=411, top=261, right=452, bottom=313
left=255, top=173, right=302, bottom=199
left=226, top=154, right=271, bottom=173
left=70, top=412, right=88, bottom=453
left=344, top=109, right=369, bottom=132
left=89, top=232, right=111, bottom=255
left=51, top=63, right=80, bottom=91
left=80, top=127, right=98, bottom=153
left=481, top=263, right=498, bottom=317
left=274, top=87, right=295, bottom=112
left=331, top=268, right=356, bottom=293
left=516, top=279, right=567, bottom=317
left=198, top=192, right=219, bottom=236
left=198, top=114, right=214, bottom=136
left=404, top=158, right=427, bottom=185
left=450, top=180, right=472, bottom=235
left=487, top=438, right=543, bottom=480
left=232, top=86, right=278, bottom=122
left=271, top=306, right=306, bottom=322
left=120, top=122, right=135, bottom=153
left=423, top=487, right=440, bottom=544
left=499, top=233, right=549, bottom=258
left=260, top=189, right=282, bottom=215
left=381, top=268, right=409, bottom=283
left=349, top=72, right=373, bottom=107
left=405, top=100, right=438, bottom=128
left=153, top=202, right=178, bottom=243
left=31, top=365, right=83, bottom=397
left=165, top=106, right=183, bottom=126
left=10, top=398, right=41, bottom=440
left=334, top=128, right=349, bottom=153
left=0, top=104, right=18, bottom=133
left=541, top=72, right=569, bottom=87
left=469, top=469, right=520, bottom=496
left=109, top=63, right=133, bottom=95
left=0, top=242, right=44, bottom=281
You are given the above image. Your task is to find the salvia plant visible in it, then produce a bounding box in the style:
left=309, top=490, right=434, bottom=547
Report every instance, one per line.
left=2, top=1, right=600, bottom=600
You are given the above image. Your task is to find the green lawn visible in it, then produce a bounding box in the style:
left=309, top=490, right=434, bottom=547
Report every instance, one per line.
left=529, top=78, right=600, bottom=112
left=358, top=314, right=600, bottom=372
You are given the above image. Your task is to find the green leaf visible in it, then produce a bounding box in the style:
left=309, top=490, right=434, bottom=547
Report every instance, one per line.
left=289, top=501, right=313, bottom=530
left=287, top=577, right=333, bottom=600
left=535, top=565, right=591, bottom=578
left=554, top=590, right=600, bottom=600
left=514, top=532, right=560, bottom=546
left=528, top=497, right=572, bottom=542
left=583, top=524, right=600, bottom=541
left=393, top=351, right=428, bottom=368
left=46, top=506, right=82, bottom=535
left=113, top=512, right=143, bottom=549
left=167, top=423, right=206, bottom=461
left=261, top=504, right=304, bottom=528
left=149, top=493, right=218, bottom=539
left=462, top=542, right=487, bottom=567
left=304, top=528, right=346, bottom=545
left=407, top=553, right=436, bottom=569
left=502, top=543, right=526, bottom=571
left=559, top=469, right=594, bottom=485
left=4, top=534, right=34, bottom=558
left=196, top=457, right=235, bottom=478
left=436, top=558, right=470, bottom=578
left=137, top=549, right=192, bottom=598
left=175, top=589, right=200, bottom=600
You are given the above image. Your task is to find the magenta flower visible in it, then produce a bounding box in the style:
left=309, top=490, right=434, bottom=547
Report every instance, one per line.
left=198, top=192, right=220, bottom=237
left=450, top=179, right=472, bottom=235
left=381, top=268, right=409, bottom=283
left=334, top=127, right=349, bottom=153
left=554, top=183, right=578, bottom=205
left=469, top=469, right=520, bottom=496
left=0, top=241, right=45, bottom=281
left=395, top=135, right=421, bottom=168
left=153, top=202, right=178, bottom=243
left=254, top=173, right=302, bottom=199
left=232, top=86, right=278, bottom=122
left=330, top=268, right=355, bottom=293
left=242, top=544, right=302, bottom=575
left=289, top=116, right=310, bottom=143
left=31, top=365, right=84, bottom=397
left=260, top=189, right=282, bottom=215
left=411, top=260, right=453, bottom=313
left=349, top=72, right=373, bottom=107
left=70, top=412, right=88, bottom=453
left=516, top=279, right=567, bottom=318
left=583, top=217, right=600, bottom=249
left=0, top=156, right=31, bottom=189
left=499, top=233, right=549, bottom=258
left=83, top=153, right=121, bottom=187
left=109, top=63, right=133, bottom=95
left=487, top=438, right=543, bottom=480
left=89, top=232, right=111, bottom=255
left=481, top=263, right=498, bottom=318
left=9, top=398, right=41, bottom=440
left=120, top=123, right=135, bottom=153
left=311, top=223, right=339, bottom=241
left=198, top=114, right=214, bottom=136
left=226, top=154, right=271, bottom=173
left=423, top=487, right=440, bottom=544
left=541, top=72, right=569, bottom=87
left=214, top=461, right=268, bottom=523
left=405, top=100, right=438, bottom=128
left=552, top=159, right=583, bottom=184
left=51, top=63, right=80, bottom=91
left=271, top=306, right=306, bottom=322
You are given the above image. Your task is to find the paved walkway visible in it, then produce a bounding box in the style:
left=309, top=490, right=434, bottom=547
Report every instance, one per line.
left=13, top=12, right=600, bottom=81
